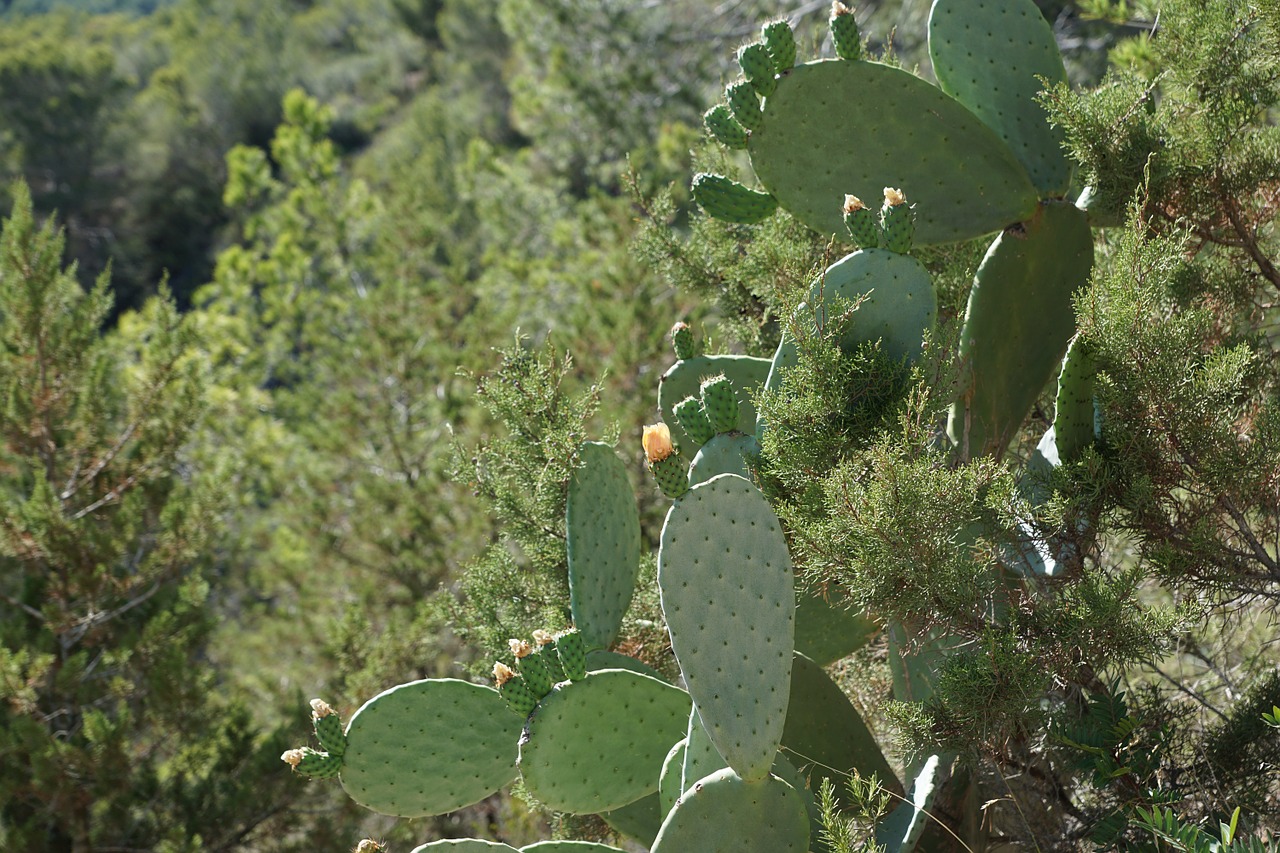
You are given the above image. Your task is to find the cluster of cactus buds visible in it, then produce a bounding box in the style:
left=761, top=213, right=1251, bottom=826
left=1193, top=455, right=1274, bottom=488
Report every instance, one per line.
left=281, top=698, right=347, bottom=779
left=494, top=628, right=587, bottom=716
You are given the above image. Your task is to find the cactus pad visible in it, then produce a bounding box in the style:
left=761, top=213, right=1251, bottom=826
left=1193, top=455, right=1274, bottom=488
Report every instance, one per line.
left=793, top=589, right=878, bottom=666
left=947, top=201, right=1094, bottom=460
left=652, top=768, right=810, bottom=852
left=689, top=432, right=760, bottom=486
left=762, top=20, right=796, bottom=71
left=659, top=354, right=770, bottom=452
left=782, top=653, right=901, bottom=799
left=738, top=43, right=777, bottom=97
left=522, top=843, right=627, bottom=852
left=1053, top=335, right=1098, bottom=464
left=659, top=737, right=689, bottom=817
left=567, top=442, right=642, bottom=650
left=874, top=754, right=947, bottom=853
left=691, top=174, right=777, bottom=224
left=929, top=0, right=1071, bottom=196
left=600, top=792, right=664, bottom=846
left=518, top=669, right=691, bottom=813
left=408, top=843, right=519, bottom=853
left=699, top=375, right=740, bottom=434
left=704, top=105, right=748, bottom=150
left=585, top=649, right=667, bottom=681
left=339, top=679, right=523, bottom=818
left=748, top=60, right=1038, bottom=242
left=658, top=474, right=795, bottom=781
left=674, top=396, right=715, bottom=448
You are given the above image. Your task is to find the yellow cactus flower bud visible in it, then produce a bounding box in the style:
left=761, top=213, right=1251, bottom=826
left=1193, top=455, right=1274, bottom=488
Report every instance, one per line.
left=643, top=423, right=675, bottom=463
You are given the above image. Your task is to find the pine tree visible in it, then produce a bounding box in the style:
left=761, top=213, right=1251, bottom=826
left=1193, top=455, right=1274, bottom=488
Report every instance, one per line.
left=0, top=183, right=296, bottom=851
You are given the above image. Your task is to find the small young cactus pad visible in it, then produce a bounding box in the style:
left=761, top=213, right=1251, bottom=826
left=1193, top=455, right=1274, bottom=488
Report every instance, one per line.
left=761, top=20, right=796, bottom=71
left=658, top=474, right=795, bottom=782
left=699, top=374, right=740, bottom=434
left=517, top=669, right=691, bottom=813
left=567, top=441, right=642, bottom=650
left=674, top=396, right=715, bottom=448
left=829, top=2, right=863, bottom=61
left=338, top=679, right=524, bottom=817
left=1052, top=334, right=1099, bottom=464
left=691, top=174, right=778, bottom=225
left=704, top=105, right=748, bottom=150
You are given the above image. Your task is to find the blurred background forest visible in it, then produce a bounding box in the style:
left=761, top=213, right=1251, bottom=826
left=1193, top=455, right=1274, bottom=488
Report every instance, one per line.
left=1, top=1, right=1257, bottom=851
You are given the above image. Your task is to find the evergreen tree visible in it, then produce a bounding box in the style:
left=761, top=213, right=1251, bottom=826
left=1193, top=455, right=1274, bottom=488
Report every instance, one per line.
left=0, top=183, right=297, bottom=851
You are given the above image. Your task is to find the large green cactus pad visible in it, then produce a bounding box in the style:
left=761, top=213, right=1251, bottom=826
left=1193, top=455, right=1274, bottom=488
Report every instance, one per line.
left=409, top=843, right=519, bottom=853
left=518, top=669, right=690, bottom=813
left=658, top=474, right=795, bottom=781
left=794, top=589, right=878, bottom=666
left=659, top=737, right=689, bottom=817
left=874, top=753, right=947, bottom=853
left=522, top=843, right=627, bottom=852
left=567, top=442, right=642, bottom=650
left=600, top=792, right=664, bottom=847
left=652, top=768, right=810, bottom=853
left=749, top=60, right=1038, bottom=243
left=929, top=0, right=1071, bottom=196
left=584, top=649, right=667, bottom=682
left=947, top=201, right=1093, bottom=460
left=659, top=355, right=770, bottom=452
left=340, top=679, right=523, bottom=818
left=782, top=653, right=901, bottom=800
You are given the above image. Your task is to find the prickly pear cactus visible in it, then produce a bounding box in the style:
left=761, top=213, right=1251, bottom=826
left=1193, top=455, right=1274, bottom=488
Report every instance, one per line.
left=658, top=351, right=770, bottom=452
left=517, top=669, right=691, bottom=813
left=651, top=767, right=810, bottom=852
left=658, top=474, right=795, bottom=782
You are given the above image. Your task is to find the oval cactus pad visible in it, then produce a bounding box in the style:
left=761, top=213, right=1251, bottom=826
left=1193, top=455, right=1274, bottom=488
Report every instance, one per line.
left=522, top=843, right=628, bottom=852
left=658, top=474, right=795, bottom=781
left=409, top=843, right=520, bottom=853
left=340, top=679, right=523, bottom=818
left=749, top=60, right=1038, bottom=243
left=652, top=767, right=810, bottom=853
left=518, top=669, right=691, bottom=813
left=659, top=354, right=770, bottom=453
left=947, top=200, right=1093, bottom=460
left=600, top=791, right=664, bottom=846
left=782, top=653, right=901, bottom=800
left=929, top=0, right=1071, bottom=196
left=567, top=442, right=642, bottom=650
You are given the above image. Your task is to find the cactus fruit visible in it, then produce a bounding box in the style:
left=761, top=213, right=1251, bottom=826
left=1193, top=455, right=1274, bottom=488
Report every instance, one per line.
left=567, top=442, right=642, bottom=650
left=843, top=194, right=881, bottom=249
left=691, top=173, right=778, bottom=225
left=698, top=375, right=739, bottom=434
left=494, top=662, right=540, bottom=716
left=282, top=747, right=343, bottom=779
left=644, top=423, right=690, bottom=499
left=553, top=629, right=587, bottom=681
left=517, top=669, right=691, bottom=813
left=829, top=2, right=862, bottom=61
left=673, top=396, right=715, bottom=448
left=761, top=19, right=796, bottom=71
left=511, top=638, right=555, bottom=696
left=928, top=0, right=1072, bottom=196
left=738, top=43, right=777, bottom=97
left=669, top=321, right=695, bottom=361
left=703, top=105, right=748, bottom=150
left=310, top=698, right=346, bottom=758
left=532, top=631, right=568, bottom=683
left=879, top=187, right=915, bottom=253
left=726, top=81, right=764, bottom=132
